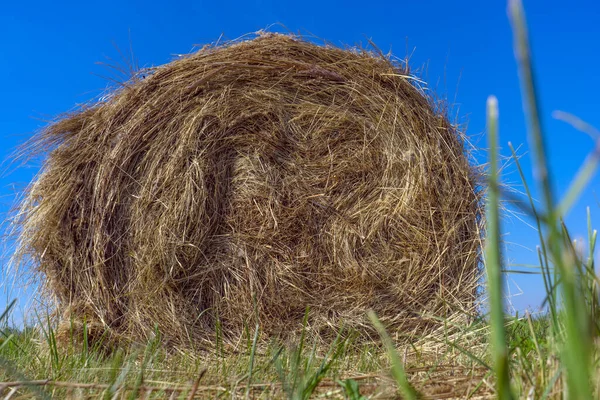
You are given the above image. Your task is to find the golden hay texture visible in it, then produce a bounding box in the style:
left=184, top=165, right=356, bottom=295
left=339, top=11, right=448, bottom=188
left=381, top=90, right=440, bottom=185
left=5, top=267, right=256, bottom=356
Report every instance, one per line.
left=16, top=33, right=482, bottom=348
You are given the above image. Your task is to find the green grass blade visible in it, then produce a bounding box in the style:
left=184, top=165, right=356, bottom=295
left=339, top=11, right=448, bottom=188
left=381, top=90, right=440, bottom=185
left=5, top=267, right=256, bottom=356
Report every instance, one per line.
left=557, top=149, right=600, bottom=217
left=0, top=300, right=16, bottom=324
left=508, top=0, right=554, bottom=212
left=485, top=95, right=514, bottom=400
left=587, top=207, right=597, bottom=272
left=289, top=306, right=311, bottom=398
left=509, top=0, right=593, bottom=397
left=553, top=112, right=600, bottom=216
left=442, top=336, right=492, bottom=371
left=367, top=311, right=419, bottom=400
left=244, top=324, right=260, bottom=399
left=0, top=334, right=14, bottom=352
left=102, top=349, right=126, bottom=400
left=524, top=312, right=545, bottom=380
left=301, top=333, right=346, bottom=400
left=337, top=379, right=367, bottom=400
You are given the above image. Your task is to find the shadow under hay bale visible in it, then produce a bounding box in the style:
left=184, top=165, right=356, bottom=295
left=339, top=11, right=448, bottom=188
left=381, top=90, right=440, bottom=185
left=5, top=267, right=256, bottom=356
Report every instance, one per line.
left=15, top=33, right=483, bottom=348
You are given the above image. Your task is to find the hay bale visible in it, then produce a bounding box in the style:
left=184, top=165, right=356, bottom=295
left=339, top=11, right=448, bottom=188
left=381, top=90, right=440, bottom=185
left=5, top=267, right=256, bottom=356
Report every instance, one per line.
left=16, top=34, right=482, bottom=347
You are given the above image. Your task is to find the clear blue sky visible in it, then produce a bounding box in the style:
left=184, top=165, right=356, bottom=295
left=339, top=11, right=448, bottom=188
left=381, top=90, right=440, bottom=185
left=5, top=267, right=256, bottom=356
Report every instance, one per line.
left=1, top=0, right=599, bottom=322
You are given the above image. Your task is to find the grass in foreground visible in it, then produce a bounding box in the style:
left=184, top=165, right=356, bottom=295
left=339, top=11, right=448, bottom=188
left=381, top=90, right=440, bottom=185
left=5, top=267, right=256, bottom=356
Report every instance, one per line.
left=0, top=311, right=492, bottom=398
left=1, top=0, right=600, bottom=398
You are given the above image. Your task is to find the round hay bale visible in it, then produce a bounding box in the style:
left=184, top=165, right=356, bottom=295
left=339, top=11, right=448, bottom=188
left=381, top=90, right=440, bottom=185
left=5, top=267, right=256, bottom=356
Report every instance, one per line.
left=16, top=34, right=482, bottom=347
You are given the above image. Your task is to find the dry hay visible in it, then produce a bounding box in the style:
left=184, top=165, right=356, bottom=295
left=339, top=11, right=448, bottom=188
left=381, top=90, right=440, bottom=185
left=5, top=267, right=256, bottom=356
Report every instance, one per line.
left=14, top=33, right=483, bottom=348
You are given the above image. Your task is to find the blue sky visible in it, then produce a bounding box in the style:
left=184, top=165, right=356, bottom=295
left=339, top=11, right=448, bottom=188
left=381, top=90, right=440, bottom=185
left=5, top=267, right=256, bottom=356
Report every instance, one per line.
left=1, top=0, right=599, bottom=322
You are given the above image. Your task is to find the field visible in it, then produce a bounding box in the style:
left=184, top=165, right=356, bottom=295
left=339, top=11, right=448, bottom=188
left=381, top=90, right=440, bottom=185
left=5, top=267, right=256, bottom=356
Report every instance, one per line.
left=1, top=1, right=599, bottom=398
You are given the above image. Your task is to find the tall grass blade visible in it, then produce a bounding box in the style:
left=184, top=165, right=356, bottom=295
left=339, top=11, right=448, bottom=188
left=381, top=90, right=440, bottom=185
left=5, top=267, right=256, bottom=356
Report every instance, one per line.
left=509, top=0, right=593, bottom=397
left=0, top=300, right=16, bottom=325
left=485, top=95, right=514, bottom=399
